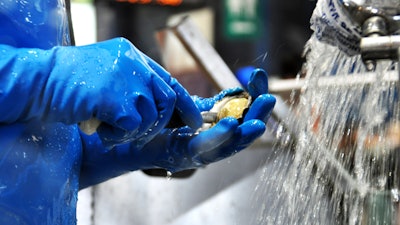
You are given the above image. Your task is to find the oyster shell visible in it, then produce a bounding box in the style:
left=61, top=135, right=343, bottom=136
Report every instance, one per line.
left=200, top=92, right=251, bottom=130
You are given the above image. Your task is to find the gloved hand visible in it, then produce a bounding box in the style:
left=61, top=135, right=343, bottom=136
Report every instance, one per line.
left=0, top=38, right=202, bottom=148
left=144, top=68, right=275, bottom=172
left=79, top=68, right=275, bottom=188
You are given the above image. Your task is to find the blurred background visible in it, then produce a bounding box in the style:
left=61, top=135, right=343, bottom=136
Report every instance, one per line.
left=70, top=0, right=316, bottom=224
left=71, top=0, right=315, bottom=91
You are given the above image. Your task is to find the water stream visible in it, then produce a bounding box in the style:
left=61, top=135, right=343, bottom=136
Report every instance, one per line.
left=253, top=36, right=400, bottom=224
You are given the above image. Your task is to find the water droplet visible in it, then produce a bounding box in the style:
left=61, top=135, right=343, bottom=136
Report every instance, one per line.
left=166, top=171, right=172, bottom=180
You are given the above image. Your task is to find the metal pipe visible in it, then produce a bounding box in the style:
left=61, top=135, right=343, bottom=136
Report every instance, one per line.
left=361, top=35, right=400, bottom=60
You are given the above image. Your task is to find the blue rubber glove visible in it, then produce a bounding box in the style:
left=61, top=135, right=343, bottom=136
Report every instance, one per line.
left=0, top=0, right=71, bottom=49
left=0, top=38, right=202, bottom=148
left=146, top=68, right=275, bottom=172
left=79, top=68, right=275, bottom=188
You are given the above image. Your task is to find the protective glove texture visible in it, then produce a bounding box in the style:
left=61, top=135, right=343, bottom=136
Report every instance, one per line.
left=0, top=38, right=202, bottom=148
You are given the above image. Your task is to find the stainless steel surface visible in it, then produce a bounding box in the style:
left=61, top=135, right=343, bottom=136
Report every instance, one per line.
left=90, top=144, right=277, bottom=225
left=362, top=16, right=388, bottom=36
left=341, top=0, right=400, bottom=35
left=268, top=78, right=305, bottom=94
left=269, top=70, right=400, bottom=94
left=360, top=35, right=400, bottom=60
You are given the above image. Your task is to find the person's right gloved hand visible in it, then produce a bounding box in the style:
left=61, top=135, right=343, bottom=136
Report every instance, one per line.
left=0, top=37, right=202, bottom=148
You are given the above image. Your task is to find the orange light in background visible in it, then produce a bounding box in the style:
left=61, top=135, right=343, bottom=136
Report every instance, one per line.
left=156, top=0, right=182, bottom=6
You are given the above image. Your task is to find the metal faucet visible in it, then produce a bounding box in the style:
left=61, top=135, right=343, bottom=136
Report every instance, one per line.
left=340, top=0, right=400, bottom=70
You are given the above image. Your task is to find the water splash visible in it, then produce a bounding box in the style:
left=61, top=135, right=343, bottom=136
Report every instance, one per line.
left=253, top=36, right=400, bottom=224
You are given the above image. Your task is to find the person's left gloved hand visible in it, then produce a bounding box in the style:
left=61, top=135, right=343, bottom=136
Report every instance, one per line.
left=142, top=68, right=275, bottom=172
left=80, top=68, right=275, bottom=188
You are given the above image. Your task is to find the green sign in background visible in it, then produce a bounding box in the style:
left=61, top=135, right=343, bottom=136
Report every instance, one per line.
left=223, top=0, right=263, bottom=40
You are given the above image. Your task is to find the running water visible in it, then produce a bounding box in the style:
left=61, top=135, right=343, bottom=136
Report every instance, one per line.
left=252, top=34, right=400, bottom=224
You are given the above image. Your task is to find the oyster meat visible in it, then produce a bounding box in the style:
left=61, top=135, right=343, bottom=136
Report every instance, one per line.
left=200, top=92, right=251, bottom=130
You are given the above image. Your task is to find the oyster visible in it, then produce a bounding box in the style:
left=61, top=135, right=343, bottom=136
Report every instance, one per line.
left=200, top=92, right=251, bottom=130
